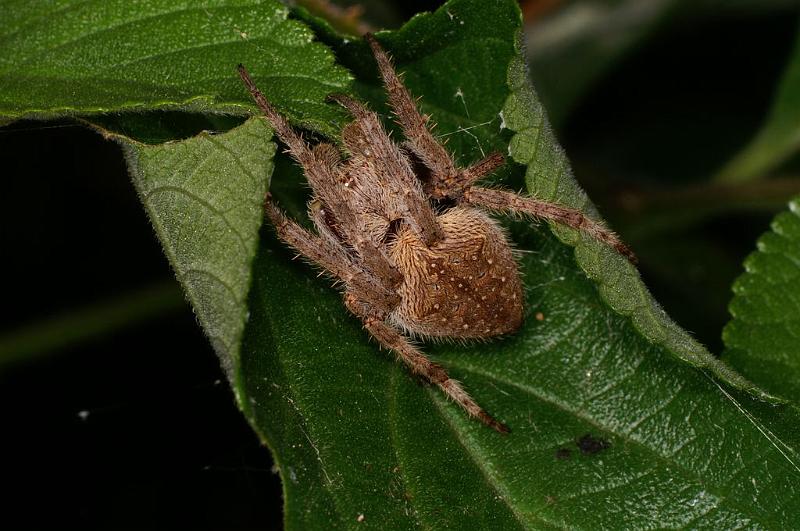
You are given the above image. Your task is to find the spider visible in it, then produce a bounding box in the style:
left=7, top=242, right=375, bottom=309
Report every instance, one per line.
left=237, top=34, right=634, bottom=433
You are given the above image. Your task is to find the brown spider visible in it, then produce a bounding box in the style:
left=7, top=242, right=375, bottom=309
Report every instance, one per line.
left=237, top=34, right=634, bottom=433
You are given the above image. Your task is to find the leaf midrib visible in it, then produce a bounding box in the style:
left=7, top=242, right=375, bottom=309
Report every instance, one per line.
left=428, top=389, right=561, bottom=530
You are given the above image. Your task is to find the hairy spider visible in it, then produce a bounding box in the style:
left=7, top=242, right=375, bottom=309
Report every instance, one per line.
left=237, top=34, right=633, bottom=433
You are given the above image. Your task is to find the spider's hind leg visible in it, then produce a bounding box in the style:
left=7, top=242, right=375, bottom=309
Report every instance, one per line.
left=344, top=292, right=510, bottom=434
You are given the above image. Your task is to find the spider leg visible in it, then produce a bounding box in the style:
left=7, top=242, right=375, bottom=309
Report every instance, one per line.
left=328, top=93, right=444, bottom=246
left=464, top=187, right=637, bottom=263
left=344, top=293, right=510, bottom=434
left=238, top=65, right=315, bottom=167
left=308, top=195, right=402, bottom=287
left=458, top=152, right=506, bottom=191
left=365, top=34, right=462, bottom=198
left=266, top=200, right=400, bottom=313
left=239, top=65, right=340, bottom=208
left=238, top=66, right=403, bottom=285
left=308, top=144, right=401, bottom=287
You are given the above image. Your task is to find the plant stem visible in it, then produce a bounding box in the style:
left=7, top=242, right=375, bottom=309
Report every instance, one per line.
left=612, top=177, right=800, bottom=239
left=0, top=281, right=186, bottom=368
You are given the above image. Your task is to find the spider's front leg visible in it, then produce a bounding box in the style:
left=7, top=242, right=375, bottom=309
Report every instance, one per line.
left=365, top=33, right=506, bottom=199
left=327, top=92, right=444, bottom=246
left=344, top=293, right=510, bottom=434
left=365, top=34, right=457, bottom=194
left=265, top=202, right=399, bottom=312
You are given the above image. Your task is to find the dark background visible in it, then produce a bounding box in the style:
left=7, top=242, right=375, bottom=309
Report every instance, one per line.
left=1, top=1, right=798, bottom=529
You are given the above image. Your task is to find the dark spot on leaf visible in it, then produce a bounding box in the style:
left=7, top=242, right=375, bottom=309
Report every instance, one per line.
left=555, top=448, right=572, bottom=460
left=576, top=433, right=611, bottom=455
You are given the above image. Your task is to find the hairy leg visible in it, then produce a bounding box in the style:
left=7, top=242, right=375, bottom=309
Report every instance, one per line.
left=238, top=64, right=315, bottom=167
left=365, top=35, right=508, bottom=201
left=238, top=67, right=404, bottom=286
left=344, top=293, right=509, bottom=434
left=452, top=152, right=506, bottom=196
left=464, top=187, right=637, bottom=262
left=266, top=201, right=400, bottom=313
left=365, top=34, right=460, bottom=194
left=239, top=66, right=354, bottom=225
left=308, top=197, right=402, bottom=287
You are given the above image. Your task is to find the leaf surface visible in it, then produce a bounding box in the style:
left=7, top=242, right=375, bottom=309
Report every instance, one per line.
left=723, top=197, right=800, bottom=402
left=0, top=0, right=350, bottom=134
left=115, top=117, right=274, bottom=377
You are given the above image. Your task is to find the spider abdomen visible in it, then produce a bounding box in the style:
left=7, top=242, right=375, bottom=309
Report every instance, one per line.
left=390, top=207, right=524, bottom=338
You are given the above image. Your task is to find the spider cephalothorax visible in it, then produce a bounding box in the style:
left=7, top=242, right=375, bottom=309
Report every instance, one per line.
left=238, top=34, right=633, bottom=433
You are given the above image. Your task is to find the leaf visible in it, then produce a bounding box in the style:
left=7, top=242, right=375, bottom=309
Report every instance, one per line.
left=0, top=0, right=350, bottom=135
left=112, top=117, right=275, bottom=378
left=229, top=1, right=800, bottom=528
left=723, top=197, right=800, bottom=402
left=715, top=22, right=800, bottom=182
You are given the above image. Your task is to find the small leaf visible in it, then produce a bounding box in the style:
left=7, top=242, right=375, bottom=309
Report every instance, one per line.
left=114, top=117, right=275, bottom=377
left=716, top=23, right=800, bottom=182
left=723, top=196, right=800, bottom=402
left=0, top=0, right=350, bottom=134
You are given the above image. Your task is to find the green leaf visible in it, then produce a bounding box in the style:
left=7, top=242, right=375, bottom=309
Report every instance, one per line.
left=0, top=0, right=350, bottom=135
left=716, top=22, right=800, bottom=182
left=504, top=54, right=765, bottom=394
left=112, top=117, right=275, bottom=378
left=723, top=196, right=800, bottom=402
left=233, top=1, right=800, bottom=528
